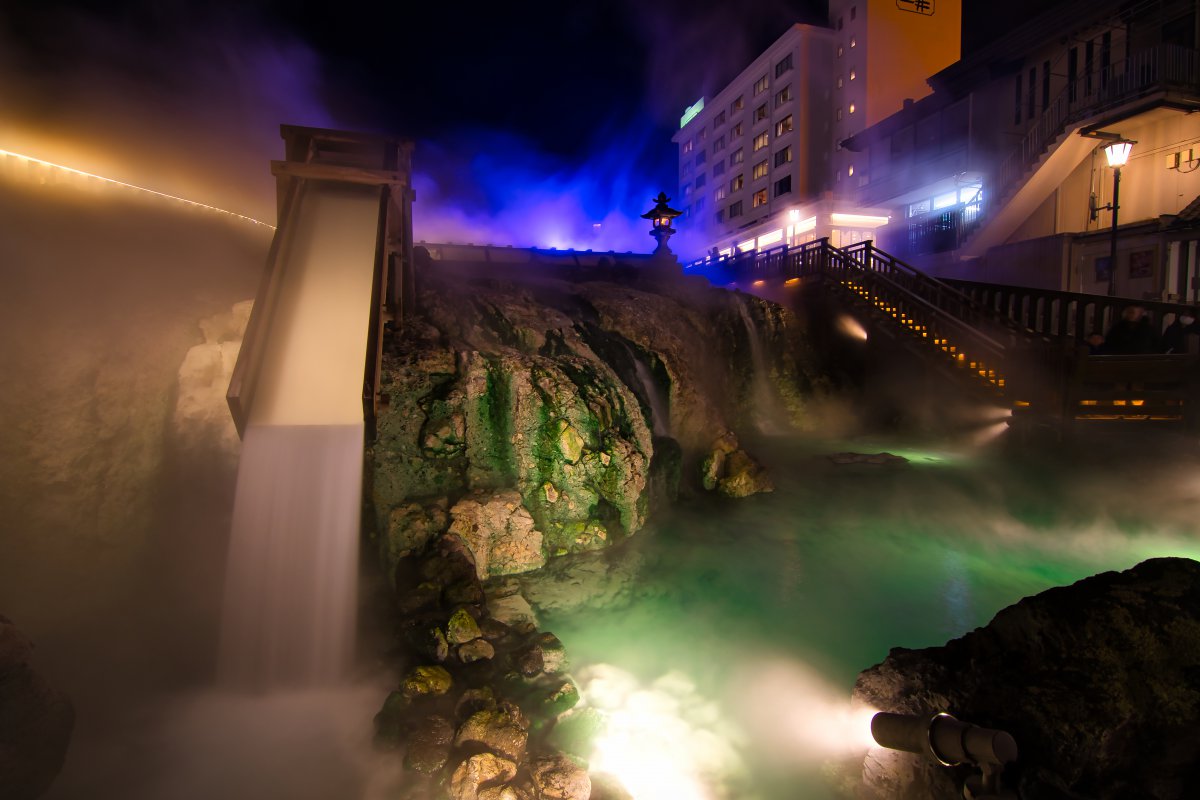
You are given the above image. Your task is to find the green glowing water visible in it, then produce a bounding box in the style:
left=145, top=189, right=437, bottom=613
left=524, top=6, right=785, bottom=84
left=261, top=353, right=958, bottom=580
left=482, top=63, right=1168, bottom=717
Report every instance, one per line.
left=537, top=434, right=1200, bottom=798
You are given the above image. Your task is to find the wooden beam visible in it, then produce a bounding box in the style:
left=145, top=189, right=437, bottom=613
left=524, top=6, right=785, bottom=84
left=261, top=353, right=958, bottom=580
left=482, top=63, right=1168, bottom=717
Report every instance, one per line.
left=270, top=160, right=409, bottom=188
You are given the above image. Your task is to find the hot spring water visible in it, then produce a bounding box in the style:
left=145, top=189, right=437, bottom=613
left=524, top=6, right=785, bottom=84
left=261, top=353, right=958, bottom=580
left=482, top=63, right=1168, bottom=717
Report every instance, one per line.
left=535, top=433, right=1200, bottom=799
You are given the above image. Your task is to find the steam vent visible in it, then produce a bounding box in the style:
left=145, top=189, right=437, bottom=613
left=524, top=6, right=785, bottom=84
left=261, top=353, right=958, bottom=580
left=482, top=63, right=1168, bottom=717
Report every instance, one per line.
left=5, top=0, right=1200, bottom=799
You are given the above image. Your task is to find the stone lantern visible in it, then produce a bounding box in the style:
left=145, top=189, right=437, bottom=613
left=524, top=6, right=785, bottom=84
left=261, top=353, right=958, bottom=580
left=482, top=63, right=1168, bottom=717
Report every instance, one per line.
left=641, top=192, right=682, bottom=256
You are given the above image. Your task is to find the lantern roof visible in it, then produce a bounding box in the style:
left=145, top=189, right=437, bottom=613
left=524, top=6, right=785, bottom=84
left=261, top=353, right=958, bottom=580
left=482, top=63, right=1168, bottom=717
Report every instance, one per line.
left=640, top=192, right=682, bottom=221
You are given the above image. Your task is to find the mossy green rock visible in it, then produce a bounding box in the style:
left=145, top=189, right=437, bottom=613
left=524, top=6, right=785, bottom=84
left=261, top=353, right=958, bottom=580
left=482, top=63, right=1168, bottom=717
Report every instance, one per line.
left=446, top=608, right=483, bottom=645
left=402, top=665, right=453, bottom=698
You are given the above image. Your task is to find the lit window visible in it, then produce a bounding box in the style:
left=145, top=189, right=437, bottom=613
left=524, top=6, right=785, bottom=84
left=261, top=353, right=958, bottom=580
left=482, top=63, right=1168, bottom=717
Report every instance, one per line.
left=754, top=75, right=769, bottom=95
left=775, top=115, right=793, bottom=136
left=848, top=103, right=856, bottom=114
left=774, top=84, right=791, bottom=107
left=850, top=37, right=856, bottom=48
left=729, top=200, right=744, bottom=218
left=908, top=199, right=930, bottom=217
left=715, top=186, right=727, bottom=201
left=774, top=53, right=793, bottom=78
left=683, top=140, right=694, bottom=154
left=753, top=159, right=768, bottom=179
left=774, top=146, right=793, bottom=167
left=731, top=95, right=744, bottom=113
left=732, top=121, right=744, bottom=138
left=754, top=103, right=768, bottom=122
left=774, top=175, right=792, bottom=197
left=849, top=69, right=856, bottom=81
left=933, top=191, right=958, bottom=209
left=752, top=188, right=768, bottom=207
left=683, top=182, right=692, bottom=196
left=848, top=165, right=855, bottom=177
left=753, top=132, right=769, bottom=151
left=698, top=127, right=707, bottom=142
left=730, top=174, right=744, bottom=192
left=730, top=147, right=744, bottom=166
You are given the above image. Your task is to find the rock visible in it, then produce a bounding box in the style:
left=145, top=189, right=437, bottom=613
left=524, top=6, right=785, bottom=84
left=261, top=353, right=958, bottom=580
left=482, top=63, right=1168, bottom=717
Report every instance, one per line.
left=449, top=752, right=517, bottom=800
left=853, top=557, right=1200, bottom=800
left=419, top=535, right=480, bottom=586
left=479, top=617, right=512, bottom=641
left=448, top=491, right=547, bottom=579
left=373, top=690, right=410, bottom=746
left=529, top=632, right=567, bottom=673
left=547, top=707, right=605, bottom=760
left=403, top=715, right=455, bottom=774
left=456, top=687, right=497, bottom=720
left=401, top=665, right=453, bottom=698
left=715, top=449, right=774, bottom=498
left=588, top=773, right=634, bottom=800
left=530, top=753, right=592, bottom=800
left=539, top=679, right=581, bottom=716
left=446, top=608, right=483, bottom=645
left=458, top=639, right=496, bottom=664
left=0, top=616, right=74, bottom=800
left=455, top=705, right=530, bottom=763
left=487, top=588, right=539, bottom=630
left=383, top=500, right=449, bottom=583
left=478, top=784, right=532, bottom=800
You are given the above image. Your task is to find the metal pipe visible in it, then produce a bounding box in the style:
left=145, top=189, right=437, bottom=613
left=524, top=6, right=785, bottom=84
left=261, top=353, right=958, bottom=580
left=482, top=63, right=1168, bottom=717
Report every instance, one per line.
left=1108, top=164, right=1122, bottom=297
left=870, top=711, right=1018, bottom=767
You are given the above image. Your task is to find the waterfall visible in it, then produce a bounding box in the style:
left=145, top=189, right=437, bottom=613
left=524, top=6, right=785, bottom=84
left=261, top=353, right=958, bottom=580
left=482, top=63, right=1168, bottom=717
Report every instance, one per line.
left=735, top=297, right=789, bottom=434
left=217, top=423, right=363, bottom=689
left=631, top=354, right=671, bottom=437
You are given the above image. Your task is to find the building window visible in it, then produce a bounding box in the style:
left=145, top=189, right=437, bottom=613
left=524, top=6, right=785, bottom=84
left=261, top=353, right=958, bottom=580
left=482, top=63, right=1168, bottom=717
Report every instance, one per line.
left=731, top=121, right=744, bottom=138
left=848, top=164, right=855, bottom=177
left=752, top=188, right=768, bottom=208
left=908, top=199, right=930, bottom=218
left=753, top=75, right=769, bottom=95
left=849, top=69, right=856, bottom=81
left=1042, top=59, right=1050, bottom=112
left=753, top=132, right=769, bottom=151
left=731, top=95, right=744, bottom=113
left=730, top=147, right=744, bottom=166
left=775, top=115, right=794, bottom=136
left=754, top=103, right=769, bottom=122
left=713, top=135, right=726, bottom=153
left=695, top=173, right=707, bottom=188
left=837, top=76, right=844, bottom=89
left=850, top=37, right=856, bottom=48
left=715, top=186, right=727, bottom=201
left=774, top=175, right=792, bottom=197
left=694, top=197, right=706, bottom=215
left=1014, top=74, right=1022, bottom=124
left=837, top=16, right=844, bottom=30
left=714, top=110, right=726, bottom=128
left=848, top=103, right=856, bottom=115
left=1067, top=47, right=1078, bottom=103
left=774, top=53, right=793, bottom=78
left=774, top=146, right=793, bottom=167
left=1027, top=67, right=1035, bottom=119
left=715, top=209, right=725, bottom=224
left=774, top=84, right=791, bottom=107
left=850, top=5, right=856, bottom=20
left=729, top=200, right=744, bottom=218
left=683, top=182, right=692, bottom=197
left=683, top=140, right=693, bottom=154
left=837, top=45, right=844, bottom=57
left=696, top=149, right=707, bottom=165
left=753, top=159, right=768, bottom=179
left=730, top=174, right=744, bottom=192
left=713, top=160, right=726, bottom=176
left=698, top=127, right=707, bottom=142
left=836, top=107, right=843, bottom=121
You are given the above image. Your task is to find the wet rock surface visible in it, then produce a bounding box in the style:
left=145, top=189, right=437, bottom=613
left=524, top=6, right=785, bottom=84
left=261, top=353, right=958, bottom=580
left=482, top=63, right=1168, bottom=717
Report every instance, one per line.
left=0, top=615, right=74, bottom=800
left=852, top=557, right=1200, bottom=800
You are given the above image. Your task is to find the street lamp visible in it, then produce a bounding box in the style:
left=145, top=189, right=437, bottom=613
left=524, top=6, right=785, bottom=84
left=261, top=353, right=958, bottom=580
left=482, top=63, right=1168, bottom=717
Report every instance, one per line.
left=641, top=192, right=682, bottom=256
left=1102, top=139, right=1134, bottom=297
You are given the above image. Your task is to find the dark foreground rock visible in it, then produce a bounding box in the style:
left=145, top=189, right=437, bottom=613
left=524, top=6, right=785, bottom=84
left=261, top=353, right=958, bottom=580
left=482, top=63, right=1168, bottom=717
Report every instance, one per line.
left=0, top=615, right=74, bottom=800
left=852, top=557, right=1200, bottom=800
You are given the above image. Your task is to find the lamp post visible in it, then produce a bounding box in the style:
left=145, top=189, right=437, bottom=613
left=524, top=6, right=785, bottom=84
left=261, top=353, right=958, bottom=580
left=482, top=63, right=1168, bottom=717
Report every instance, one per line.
left=1103, top=140, right=1133, bottom=297
left=641, top=192, right=682, bottom=257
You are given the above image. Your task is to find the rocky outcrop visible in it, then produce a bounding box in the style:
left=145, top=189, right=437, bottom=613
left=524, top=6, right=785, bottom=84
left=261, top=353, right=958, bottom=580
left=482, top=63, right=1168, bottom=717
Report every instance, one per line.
left=0, top=616, right=74, bottom=800
left=852, top=557, right=1200, bottom=800
left=371, top=259, right=823, bottom=586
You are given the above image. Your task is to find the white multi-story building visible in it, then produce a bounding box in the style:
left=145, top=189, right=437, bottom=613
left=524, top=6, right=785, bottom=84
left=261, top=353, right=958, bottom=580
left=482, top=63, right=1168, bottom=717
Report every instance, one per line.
left=672, top=1, right=961, bottom=257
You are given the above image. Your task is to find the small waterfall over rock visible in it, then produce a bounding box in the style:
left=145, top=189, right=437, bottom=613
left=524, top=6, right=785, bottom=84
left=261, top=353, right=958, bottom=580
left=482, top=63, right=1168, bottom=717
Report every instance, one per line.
left=629, top=348, right=671, bottom=437
left=734, top=296, right=789, bottom=434
left=217, top=423, right=363, bottom=689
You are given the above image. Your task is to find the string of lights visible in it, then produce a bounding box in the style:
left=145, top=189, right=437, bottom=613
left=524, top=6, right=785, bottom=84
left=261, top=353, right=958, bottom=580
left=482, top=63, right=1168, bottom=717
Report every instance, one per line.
left=0, top=147, right=276, bottom=229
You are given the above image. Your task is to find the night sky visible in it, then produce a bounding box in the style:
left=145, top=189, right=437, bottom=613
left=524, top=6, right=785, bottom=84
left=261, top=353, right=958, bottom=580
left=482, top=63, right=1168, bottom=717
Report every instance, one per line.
left=1, top=0, right=1067, bottom=247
